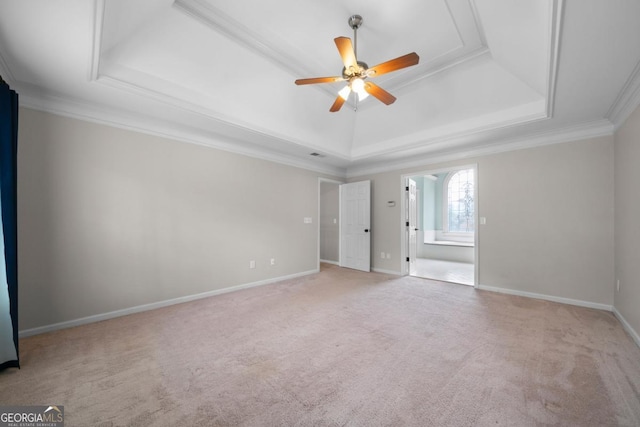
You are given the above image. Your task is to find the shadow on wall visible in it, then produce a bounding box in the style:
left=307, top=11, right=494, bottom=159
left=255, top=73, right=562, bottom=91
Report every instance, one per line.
left=320, top=181, right=340, bottom=263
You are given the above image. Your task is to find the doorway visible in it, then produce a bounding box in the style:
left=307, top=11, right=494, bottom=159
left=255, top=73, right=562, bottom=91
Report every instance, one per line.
left=319, top=179, right=342, bottom=268
left=402, top=166, right=478, bottom=287
left=318, top=178, right=372, bottom=273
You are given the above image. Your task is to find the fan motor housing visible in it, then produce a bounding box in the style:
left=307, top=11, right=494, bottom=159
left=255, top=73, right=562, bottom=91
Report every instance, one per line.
left=342, top=61, right=369, bottom=79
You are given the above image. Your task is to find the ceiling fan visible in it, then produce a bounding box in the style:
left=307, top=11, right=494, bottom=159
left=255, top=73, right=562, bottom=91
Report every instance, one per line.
left=295, top=14, right=419, bottom=112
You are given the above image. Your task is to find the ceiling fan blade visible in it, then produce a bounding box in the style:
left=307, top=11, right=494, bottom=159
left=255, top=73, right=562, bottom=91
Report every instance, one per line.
left=335, top=37, right=358, bottom=70
left=364, top=82, right=396, bottom=105
left=295, top=76, right=344, bottom=85
left=367, top=52, right=420, bottom=77
left=329, top=95, right=346, bottom=112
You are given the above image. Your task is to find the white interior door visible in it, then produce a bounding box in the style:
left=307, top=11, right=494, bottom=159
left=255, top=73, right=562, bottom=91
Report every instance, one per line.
left=340, top=180, right=371, bottom=272
left=407, top=178, right=417, bottom=276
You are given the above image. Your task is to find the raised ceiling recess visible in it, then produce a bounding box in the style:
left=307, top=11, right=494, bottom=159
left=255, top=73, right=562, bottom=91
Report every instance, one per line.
left=1, top=1, right=639, bottom=176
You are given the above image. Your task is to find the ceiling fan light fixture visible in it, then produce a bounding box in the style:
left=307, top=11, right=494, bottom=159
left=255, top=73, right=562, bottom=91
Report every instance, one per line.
left=351, top=78, right=369, bottom=100
left=351, top=78, right=365, bottom=91
left=294, top=14, right=419, bottom=112
left=338, top=85, right=351, bottom=100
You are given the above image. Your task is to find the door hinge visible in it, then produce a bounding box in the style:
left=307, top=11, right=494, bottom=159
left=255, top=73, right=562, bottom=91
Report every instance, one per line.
left=406, top=257, right=410, bottom=262
left=406, top=221, right=410, bottom=227
left=405, top=186, right=409, bottom=191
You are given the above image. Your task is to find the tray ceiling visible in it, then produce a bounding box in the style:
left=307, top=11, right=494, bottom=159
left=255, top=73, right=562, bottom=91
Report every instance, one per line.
left=1, top=0, right=639, bottom=176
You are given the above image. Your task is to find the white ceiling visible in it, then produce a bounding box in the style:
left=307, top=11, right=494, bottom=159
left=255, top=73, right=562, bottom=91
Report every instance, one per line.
left=1, top=0, right=639, bottom=177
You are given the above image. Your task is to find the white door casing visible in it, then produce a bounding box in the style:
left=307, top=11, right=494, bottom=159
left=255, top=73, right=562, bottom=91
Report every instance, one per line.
left=407, top=178, right=417, bottom=276
left=340, top=180, right=371, bottom=272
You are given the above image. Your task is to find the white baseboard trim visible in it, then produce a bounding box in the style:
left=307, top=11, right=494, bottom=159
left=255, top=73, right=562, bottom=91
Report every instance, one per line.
left=613, top=307, right=640, bottom=349
left=19, top=269, right=319, bottom=338
left=372, top=268, right=403, bottom=276
left=477, top=284, right=613, bottom=312
left=320, top=259, right=340, bottom=266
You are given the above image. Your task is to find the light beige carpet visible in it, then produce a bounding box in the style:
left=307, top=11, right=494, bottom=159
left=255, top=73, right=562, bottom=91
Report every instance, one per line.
left=2, top=264, right=639, bottom=426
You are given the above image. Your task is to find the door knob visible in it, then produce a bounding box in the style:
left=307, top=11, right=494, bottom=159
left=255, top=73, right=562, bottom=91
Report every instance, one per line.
left=364, top=229, right=369, bottom=232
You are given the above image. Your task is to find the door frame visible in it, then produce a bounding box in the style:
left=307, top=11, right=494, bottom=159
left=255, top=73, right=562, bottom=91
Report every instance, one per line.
left=400, top=164, right=479, bottom=288
left=408, top=178, right=418, bottom=276
left=317, top=178, right=344, bottom=271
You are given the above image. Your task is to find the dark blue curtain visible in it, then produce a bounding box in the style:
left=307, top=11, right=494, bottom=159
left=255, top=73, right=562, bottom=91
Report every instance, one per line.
left=0, top=78, right=19, bottom=371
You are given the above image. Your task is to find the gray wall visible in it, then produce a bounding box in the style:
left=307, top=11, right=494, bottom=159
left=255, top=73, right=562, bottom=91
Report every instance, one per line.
left=18, top=108, right=335, bottom=331
left=17, top=106, right=634, bottom=337
left=320, top=181, right=340, bottom=262
left=614, top=104, right=640, bottom=340
left=351, top=135, right=615, bottom=306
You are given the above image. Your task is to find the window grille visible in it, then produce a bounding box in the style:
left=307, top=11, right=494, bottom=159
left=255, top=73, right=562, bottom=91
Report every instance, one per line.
left=446, top=169, right=474, bottom=233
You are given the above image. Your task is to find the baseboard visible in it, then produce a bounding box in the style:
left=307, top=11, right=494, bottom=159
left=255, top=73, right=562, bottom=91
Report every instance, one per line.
left=372, top=268, right=403, bottom=276
left=320, top=259, right=339, bottom=266
left=19, top=269, right=319, bottom=338
left=477, top=284, right=613, bottom=312
left=613, top=307, right=640, bottom=349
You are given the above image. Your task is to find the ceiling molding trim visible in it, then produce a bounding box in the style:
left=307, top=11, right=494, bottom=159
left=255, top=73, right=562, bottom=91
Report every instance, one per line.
left=351, top=101, right=548, bottom=160
left=0, top=51, right=16, bottom=85
left=174, top=0, right=309, bottom=77
left=345, top=119, right=614, bottom=178
left=172, top=0, right=488, bottom=102
left=545, top=0, right=564, bottom=117
left=19, top=89, right=347, bottom=177
left=468, top=0, right=489, bottom=48
left=606, top=58, right=640, bottom=129
left=95, top=71, right=351, bottom=161
left=382, top=46, right=490, bottom=93
left=355, top=47, right=490, bottom=113
left=89, top=0, right=105, bottom=81
left=172, top=0, right=341, bottom=103
left=444, top=0, right=469, bottom=48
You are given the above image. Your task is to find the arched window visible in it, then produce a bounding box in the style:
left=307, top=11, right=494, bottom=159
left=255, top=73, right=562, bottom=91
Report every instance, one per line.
left=444, top=169, right=474, bottom=234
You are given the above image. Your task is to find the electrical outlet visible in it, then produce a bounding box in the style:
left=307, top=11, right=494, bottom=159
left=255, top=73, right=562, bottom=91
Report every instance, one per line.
left=380, top=252, right=385, bottom=259
left=270, top=258, right=276, bottom=266
left=386, top=253, right=391, bottom=259
left=249, top=260, right=256, bottom=269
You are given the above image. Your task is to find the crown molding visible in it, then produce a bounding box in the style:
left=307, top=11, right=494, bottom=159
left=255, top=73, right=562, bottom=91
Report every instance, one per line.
left=351, top=99, right=547, bottom=160
left=172, top=0, right=487, bottom=107
left=15, top=78, right=616, bottom=182
left=173, top=0, right=312, bottom=78
left=0, top=50, right=16, bottom=85
left=94, top=69, right=352, bottom=160
left=468, top=0, right=488, bottom=48
left=545, top=0, right=564, bottom=117
left=93, top=0, right=354, bottom=162
left=607, top=58, right=640, bottom=129
left=19, top=87, right=347, bottom=178
left=90, top=0, right=105, bottom=81
left=345, top=119, right=614, bottom=178
left=172, top=0, right=338, bottom=103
